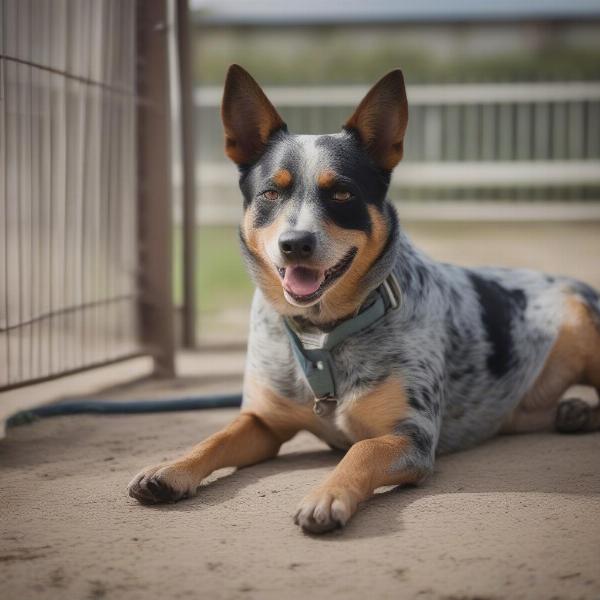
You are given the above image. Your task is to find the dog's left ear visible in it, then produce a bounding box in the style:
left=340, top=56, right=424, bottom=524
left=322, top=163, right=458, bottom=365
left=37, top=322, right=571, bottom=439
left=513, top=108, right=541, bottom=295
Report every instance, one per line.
left=344, top=69, right=408, bottom=171
left=221, top=64, right=286, bottom=166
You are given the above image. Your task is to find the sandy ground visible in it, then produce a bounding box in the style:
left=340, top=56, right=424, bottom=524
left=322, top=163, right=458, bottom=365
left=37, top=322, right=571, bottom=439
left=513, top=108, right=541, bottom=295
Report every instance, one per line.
left=2, top=220, right=600, bottom=599
left=1, top=403, right=600, bottom=600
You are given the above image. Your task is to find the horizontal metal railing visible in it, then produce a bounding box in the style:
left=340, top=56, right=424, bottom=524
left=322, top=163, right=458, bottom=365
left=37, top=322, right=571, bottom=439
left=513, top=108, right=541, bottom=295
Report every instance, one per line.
left=195, top=81, right=600, bottom=107
left=192, top=81, right=600, bottom=223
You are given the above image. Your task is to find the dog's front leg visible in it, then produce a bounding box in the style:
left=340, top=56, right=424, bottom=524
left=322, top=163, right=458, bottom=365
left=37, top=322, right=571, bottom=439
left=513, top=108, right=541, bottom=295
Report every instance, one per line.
left=295, top=428, right=434, bottom=533
left=128, top=412, right=292, bottom=504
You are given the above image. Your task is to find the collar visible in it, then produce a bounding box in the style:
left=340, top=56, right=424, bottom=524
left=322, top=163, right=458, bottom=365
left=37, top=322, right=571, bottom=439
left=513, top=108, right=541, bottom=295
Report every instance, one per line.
left=283, top=272, right=402, bottom=416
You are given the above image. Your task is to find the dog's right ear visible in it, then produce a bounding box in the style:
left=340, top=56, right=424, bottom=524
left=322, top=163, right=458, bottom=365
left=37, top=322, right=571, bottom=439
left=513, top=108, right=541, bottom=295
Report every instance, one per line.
left=221, top=64, right=286, bottom=166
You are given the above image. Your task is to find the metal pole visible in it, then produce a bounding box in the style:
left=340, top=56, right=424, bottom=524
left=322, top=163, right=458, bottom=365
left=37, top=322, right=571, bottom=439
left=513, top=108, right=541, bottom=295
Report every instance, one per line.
left=136, top=0, right=176, bottom=378
left=176, top=0, right=197, bottom=348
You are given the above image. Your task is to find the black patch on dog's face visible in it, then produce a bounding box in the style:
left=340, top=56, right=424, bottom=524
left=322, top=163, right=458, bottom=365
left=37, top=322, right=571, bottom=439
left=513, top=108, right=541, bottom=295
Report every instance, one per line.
left=468, top=273, right=527, bottom=378
left=238, top=131, right=299, bottom=229
left=314, top=132, right=390, bottom=233
left=239, top=130, right=391, bottom=235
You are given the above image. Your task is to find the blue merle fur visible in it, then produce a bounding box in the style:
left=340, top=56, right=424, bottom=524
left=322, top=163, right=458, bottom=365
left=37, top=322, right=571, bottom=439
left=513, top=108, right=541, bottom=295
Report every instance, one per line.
left=240, top=130, right=600, bottom=478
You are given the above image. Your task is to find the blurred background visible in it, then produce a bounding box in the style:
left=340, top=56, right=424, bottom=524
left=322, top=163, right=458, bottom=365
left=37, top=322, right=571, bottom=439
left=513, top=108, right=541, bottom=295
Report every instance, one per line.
left=187, top=0, right=600, bottom=339
left=2, top=0, right=600, bottom=390
left=2, top=6, right=600, bottom=597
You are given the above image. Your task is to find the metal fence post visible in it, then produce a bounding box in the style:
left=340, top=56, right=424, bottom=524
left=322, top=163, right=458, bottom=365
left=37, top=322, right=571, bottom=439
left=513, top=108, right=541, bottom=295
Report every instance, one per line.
left=136, top=0, right=176, bottom=378
left=176, top=0, right=197, bottom=348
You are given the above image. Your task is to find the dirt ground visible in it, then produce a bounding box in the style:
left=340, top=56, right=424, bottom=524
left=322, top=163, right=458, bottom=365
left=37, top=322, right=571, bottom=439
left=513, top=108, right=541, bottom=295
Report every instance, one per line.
left=2, top=220, right=600, bottom=600
left=2, top=406, right=600, bottom=600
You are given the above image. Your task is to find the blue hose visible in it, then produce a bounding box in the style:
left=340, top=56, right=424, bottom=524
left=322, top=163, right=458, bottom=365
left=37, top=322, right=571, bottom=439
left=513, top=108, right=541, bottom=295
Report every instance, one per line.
left=6, top=393, right=243, bottom=428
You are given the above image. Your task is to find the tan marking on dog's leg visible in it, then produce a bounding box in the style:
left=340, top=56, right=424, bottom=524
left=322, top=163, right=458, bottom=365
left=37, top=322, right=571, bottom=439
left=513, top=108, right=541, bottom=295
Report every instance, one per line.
left=175, top=412, right=287, bottom=474
left=128, top=378, right=307, bottom=505
left=295, top=434, right=429, bottom=533
left=128, top=413, right=289, bottom=504
left=502, top=294, right=600, bottom=434
left=560, top=294, right=600, bottom=390
left=340, top=376, right=409, bottom=441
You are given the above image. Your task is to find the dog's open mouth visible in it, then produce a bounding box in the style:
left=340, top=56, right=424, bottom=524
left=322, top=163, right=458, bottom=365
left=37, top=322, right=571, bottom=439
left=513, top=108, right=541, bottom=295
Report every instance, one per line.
left=277, top=247, right=358, bottom=305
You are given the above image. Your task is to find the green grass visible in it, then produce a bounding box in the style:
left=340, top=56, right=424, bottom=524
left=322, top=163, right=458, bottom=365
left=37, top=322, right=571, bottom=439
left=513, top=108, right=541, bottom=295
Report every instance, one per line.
left=173, top=226, right=254, bottom=316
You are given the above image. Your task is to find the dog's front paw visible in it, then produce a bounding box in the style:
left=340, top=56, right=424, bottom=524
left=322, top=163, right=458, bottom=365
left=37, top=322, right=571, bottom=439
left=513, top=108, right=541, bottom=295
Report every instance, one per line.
left=294, top=487, right=358, bottom=534
left=127, top=462, right=197, bottom=505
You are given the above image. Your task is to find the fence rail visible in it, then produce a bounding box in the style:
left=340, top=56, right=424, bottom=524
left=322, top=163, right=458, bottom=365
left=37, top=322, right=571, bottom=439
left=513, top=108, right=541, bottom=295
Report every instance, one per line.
left=195, top=81, right=600, bottom=106
left=193, top=81, right=600, bottom=224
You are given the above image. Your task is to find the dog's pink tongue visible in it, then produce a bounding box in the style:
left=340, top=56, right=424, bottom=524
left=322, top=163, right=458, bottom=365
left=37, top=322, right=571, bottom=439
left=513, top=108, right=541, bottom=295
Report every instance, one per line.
left=283, top=266, right=323, bottom=297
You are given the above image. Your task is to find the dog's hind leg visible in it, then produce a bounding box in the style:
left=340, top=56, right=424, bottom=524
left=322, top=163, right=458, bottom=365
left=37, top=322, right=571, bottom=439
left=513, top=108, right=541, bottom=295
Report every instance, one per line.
left=502, top=293, right=600, bottom=435
left=551, top=292, right=600, bottom=433
left=294, top=420, right=434, bottom=533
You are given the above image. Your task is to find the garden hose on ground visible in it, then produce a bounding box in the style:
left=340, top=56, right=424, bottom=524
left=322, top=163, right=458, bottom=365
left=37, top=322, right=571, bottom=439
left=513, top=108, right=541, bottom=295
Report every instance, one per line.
left=6, top=393, right=243, bottom=428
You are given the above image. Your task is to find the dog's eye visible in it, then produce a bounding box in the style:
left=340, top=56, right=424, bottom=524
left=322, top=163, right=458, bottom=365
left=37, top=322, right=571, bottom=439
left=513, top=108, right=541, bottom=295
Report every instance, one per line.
left=333, top=190, right=351, bottom=202
left=262, top=190, right=280, bottom=201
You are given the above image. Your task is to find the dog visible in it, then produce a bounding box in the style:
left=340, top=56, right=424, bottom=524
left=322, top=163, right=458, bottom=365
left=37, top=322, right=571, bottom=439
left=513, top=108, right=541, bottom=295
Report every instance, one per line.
left=128, top=65, right=600, bottom=533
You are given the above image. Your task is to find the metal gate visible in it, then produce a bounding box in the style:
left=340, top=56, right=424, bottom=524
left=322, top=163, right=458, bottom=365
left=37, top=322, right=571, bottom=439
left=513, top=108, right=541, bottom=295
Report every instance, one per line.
left=1, top=0, right=179, bottom=390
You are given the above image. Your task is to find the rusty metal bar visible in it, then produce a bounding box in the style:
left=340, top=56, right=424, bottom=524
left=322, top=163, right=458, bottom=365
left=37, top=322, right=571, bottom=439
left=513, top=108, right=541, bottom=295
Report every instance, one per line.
left=176, top=0, right=197, bottom=348
left=136, top=0, right=176, bottom=378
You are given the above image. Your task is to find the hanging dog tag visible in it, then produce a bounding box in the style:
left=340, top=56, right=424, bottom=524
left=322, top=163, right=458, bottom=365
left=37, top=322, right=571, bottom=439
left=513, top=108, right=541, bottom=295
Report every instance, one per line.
left=313, top=398, right=337, bottom=417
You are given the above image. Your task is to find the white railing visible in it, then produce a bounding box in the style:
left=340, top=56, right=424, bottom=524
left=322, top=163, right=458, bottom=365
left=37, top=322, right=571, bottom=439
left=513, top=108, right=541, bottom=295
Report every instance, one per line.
left=195, top=82, right=600, bottom=106
left=192, top=82, right=600, bottom=222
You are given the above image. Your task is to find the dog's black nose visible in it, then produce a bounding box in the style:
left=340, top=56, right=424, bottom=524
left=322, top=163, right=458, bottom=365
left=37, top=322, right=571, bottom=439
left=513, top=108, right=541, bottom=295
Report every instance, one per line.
left=278, top=231, right=316, bottom=260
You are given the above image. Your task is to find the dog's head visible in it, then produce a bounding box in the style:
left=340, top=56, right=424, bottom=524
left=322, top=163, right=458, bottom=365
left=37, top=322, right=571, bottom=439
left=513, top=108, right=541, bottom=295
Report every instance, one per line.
left=222, top=65, right=408, bottom=322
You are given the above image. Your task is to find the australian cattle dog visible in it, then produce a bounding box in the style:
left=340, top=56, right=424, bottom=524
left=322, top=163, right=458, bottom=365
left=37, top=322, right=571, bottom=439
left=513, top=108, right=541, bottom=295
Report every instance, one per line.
left=129, top=65, right=600, bottom=533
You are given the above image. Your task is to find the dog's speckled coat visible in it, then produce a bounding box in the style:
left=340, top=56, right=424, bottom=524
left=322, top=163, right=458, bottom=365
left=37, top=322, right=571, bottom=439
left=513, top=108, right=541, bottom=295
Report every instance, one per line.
left=245, top=213, right=600, bottom=458
left=129, top=65, right=600, bottom=533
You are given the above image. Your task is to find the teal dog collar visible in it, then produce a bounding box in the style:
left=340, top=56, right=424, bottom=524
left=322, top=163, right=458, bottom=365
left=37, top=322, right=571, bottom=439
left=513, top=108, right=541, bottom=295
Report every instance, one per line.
left=283, top=273, right=402, bottom=415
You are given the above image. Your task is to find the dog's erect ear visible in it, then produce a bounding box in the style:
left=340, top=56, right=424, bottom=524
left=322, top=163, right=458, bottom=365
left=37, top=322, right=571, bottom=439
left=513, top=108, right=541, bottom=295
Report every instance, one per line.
left=344, top=69, right=408, bottom=171
left=221, top=64, right=286, bottom=166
